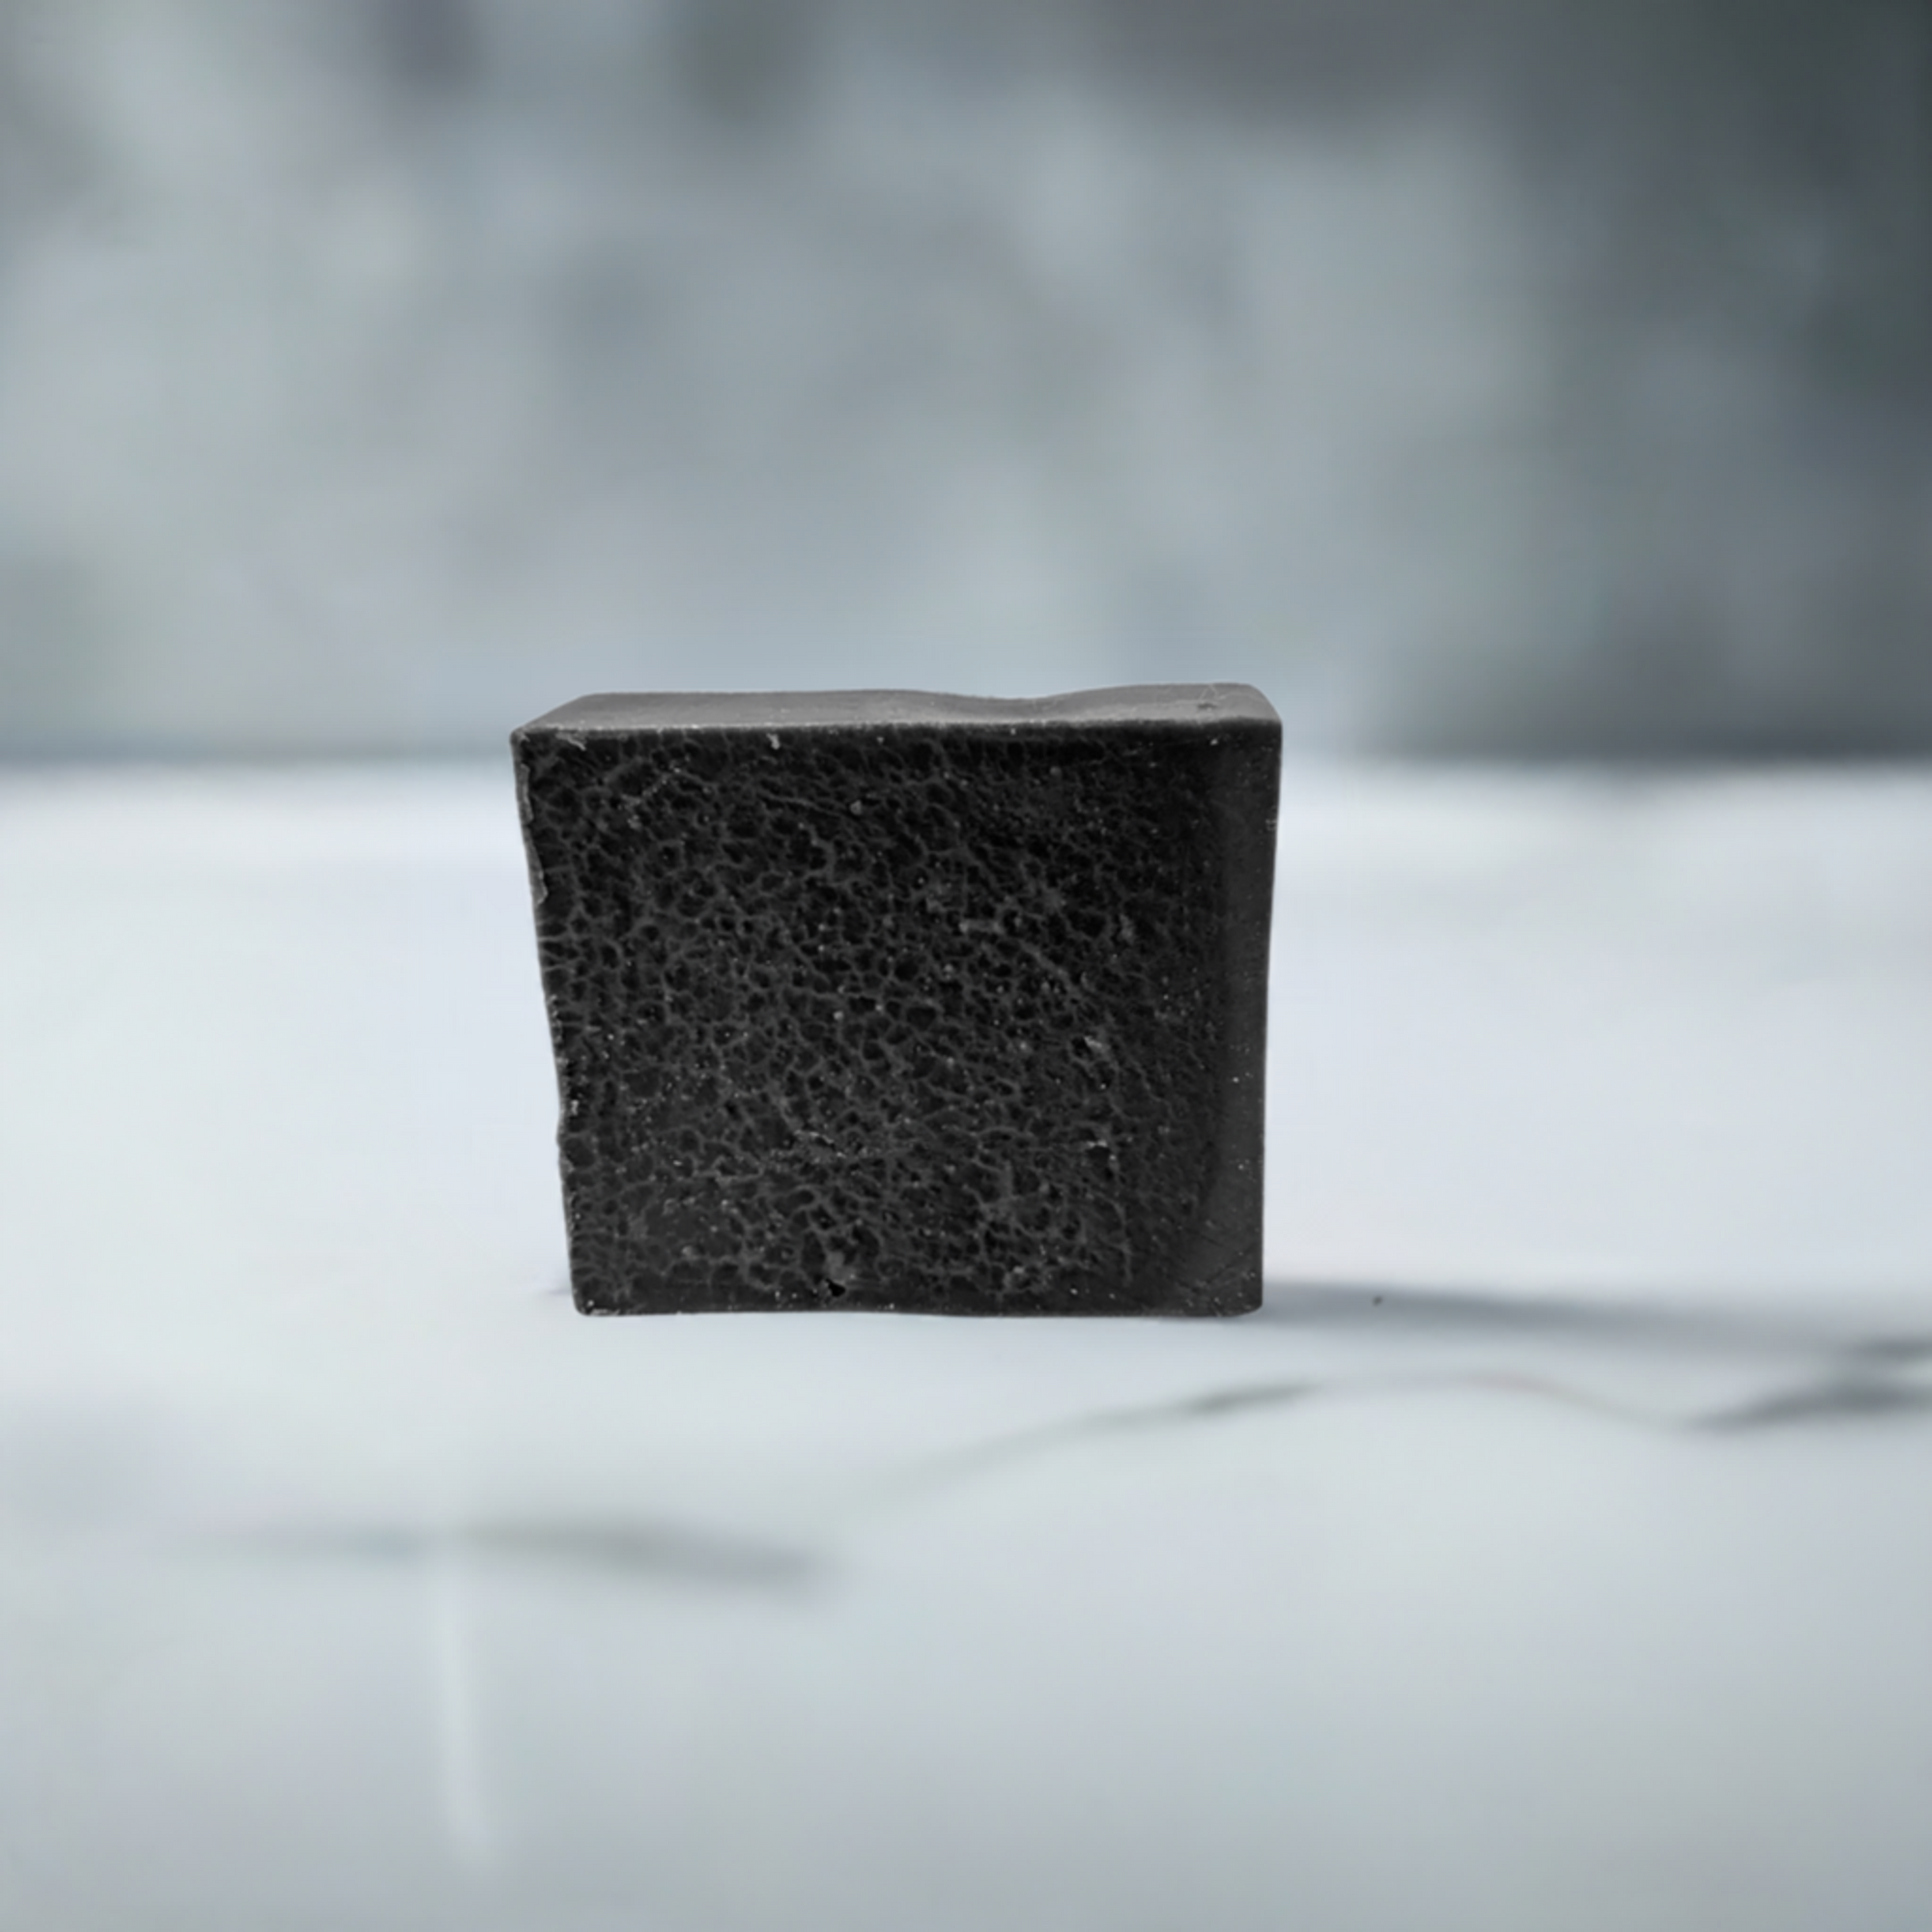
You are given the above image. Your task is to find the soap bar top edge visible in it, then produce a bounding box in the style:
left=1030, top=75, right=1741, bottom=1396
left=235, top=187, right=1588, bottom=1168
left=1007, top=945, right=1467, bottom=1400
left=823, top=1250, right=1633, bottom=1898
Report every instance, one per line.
left=514, top=684, right=1280, bottom=738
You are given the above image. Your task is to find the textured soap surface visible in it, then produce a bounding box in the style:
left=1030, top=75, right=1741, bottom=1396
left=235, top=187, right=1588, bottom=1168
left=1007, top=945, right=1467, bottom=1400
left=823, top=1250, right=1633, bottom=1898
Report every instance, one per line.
left=512, top=687, right=1280, bottom=1316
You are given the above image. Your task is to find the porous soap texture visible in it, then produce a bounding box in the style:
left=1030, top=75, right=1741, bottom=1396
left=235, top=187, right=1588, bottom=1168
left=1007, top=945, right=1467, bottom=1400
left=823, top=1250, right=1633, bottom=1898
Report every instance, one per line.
left=512, top=687, right=1280, bottom=1316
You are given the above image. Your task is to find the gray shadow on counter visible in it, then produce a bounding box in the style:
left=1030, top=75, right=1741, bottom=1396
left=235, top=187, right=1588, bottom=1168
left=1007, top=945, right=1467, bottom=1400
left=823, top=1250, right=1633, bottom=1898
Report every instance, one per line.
left=878, top=1282, right=1932, bottom=1495
left=1258, top=1280, right=1932, bottom=1436
left=197, top=1516, right=821, bottom=1592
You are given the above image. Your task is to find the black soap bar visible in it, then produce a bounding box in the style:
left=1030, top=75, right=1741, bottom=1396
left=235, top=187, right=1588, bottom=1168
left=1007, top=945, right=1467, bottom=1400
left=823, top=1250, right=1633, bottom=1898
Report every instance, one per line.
left=512, top=686, right=1281, bottom=1316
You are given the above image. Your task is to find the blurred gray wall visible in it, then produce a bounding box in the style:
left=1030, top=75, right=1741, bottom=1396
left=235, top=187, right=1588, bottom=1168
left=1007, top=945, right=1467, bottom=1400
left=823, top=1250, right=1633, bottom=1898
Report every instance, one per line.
left=0, top=0, right=1927, bottom=757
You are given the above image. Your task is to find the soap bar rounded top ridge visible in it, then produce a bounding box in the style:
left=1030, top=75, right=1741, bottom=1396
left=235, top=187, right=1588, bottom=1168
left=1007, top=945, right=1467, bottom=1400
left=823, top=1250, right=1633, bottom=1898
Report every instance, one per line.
left=512, top=685, right=1281, bottom=1317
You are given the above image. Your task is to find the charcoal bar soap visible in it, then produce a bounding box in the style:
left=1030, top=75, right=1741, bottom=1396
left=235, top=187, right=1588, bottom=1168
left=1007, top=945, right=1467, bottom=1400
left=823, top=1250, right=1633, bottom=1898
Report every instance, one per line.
left=512, top=686, right=1280, bottom=1316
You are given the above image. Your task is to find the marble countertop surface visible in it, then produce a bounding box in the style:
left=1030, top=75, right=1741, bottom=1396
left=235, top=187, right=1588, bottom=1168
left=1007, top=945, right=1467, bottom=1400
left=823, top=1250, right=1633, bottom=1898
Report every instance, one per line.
left=3, top=762, right=1930, bottom=1932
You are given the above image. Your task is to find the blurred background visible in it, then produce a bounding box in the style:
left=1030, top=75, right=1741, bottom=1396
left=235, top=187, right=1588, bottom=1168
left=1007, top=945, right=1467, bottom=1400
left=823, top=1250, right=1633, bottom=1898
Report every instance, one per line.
left=2, top=0, right=1928, bottom=760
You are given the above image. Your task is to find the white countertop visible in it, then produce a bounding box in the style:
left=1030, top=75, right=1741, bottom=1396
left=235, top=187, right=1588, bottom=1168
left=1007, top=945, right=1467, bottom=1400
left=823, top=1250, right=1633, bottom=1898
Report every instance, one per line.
left=4, top=762, right=1930, bottom=1931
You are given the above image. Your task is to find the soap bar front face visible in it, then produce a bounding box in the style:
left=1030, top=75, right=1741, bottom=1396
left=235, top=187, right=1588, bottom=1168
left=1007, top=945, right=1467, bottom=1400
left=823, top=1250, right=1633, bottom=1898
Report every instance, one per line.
left=512, top=687, right=1280, bottom=1316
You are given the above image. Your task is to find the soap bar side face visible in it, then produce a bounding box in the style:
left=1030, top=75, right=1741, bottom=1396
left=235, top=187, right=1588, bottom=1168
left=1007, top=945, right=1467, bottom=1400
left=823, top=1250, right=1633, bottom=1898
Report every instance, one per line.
left=513, top=692, right=1278, bottom=1316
